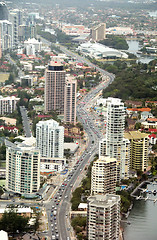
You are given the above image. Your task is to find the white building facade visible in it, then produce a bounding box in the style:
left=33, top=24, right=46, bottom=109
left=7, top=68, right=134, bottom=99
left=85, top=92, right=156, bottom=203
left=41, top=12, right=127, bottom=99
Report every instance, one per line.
left=0, top=20, right=13, bottom=50
left=87, top=194, right=120, bottom=240
left=36, top=119, right=65, bottom=173
left=5, top=140, right=40, bottom=195
left=36, top=119, right=64, bottom=158
left=99, top=98, right=130, bottom=180
left=0, top=96, right=19, bottom=114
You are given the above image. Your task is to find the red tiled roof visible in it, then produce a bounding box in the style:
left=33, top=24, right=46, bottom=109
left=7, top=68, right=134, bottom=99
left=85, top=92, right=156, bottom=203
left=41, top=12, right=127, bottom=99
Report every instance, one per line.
left=148, top=134, right=156, bottom=138
left=38, top=115, right=52, bottom=118
left=127, top=108, right=151, bottom=112
left=149, top=129, right=157, bottom=133
left=147, top=118, right=157, bottom=122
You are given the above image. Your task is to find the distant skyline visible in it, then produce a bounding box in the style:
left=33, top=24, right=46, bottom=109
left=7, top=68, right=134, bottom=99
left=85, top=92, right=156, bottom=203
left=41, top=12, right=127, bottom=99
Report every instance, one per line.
left=5, top=0, right=157, bottom=10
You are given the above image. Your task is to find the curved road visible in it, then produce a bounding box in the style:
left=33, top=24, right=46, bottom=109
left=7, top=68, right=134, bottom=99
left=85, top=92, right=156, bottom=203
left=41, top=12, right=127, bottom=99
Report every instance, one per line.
left=40, top=36, right=115, bottom=240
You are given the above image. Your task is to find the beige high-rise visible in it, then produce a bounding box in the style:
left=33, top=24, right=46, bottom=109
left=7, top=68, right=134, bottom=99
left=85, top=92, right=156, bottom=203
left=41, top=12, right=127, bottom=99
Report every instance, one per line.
left=45, top=61, right=66, bottom=114
left=124, top=131, right=149, bottom=171
left=91, top=23, right=106, bottom=42
left=91, top=156, right=117, bottom=195
left=64, top=75, right=77, bottom=125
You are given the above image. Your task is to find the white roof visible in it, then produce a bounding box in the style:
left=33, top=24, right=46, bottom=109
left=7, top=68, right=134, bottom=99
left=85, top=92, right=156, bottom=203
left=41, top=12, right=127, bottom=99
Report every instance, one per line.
left=78, top=203, right=87, bottom=209
left=0, top=207, right=32, bottom=214
left=64, top=142, right=79, bottom=152
left=78, top=42, right=128, bottom=58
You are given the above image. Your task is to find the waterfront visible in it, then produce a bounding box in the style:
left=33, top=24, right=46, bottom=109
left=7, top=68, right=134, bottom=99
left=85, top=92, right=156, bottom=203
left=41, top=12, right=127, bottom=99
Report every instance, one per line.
left=127, top=40, right=156, bottom=64
left=123, top=183, right=157, bottom=240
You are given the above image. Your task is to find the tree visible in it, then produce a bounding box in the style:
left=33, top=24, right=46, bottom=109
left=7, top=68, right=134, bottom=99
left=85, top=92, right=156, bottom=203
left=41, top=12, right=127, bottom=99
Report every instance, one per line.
left=0, top=207, right=29, bottom=235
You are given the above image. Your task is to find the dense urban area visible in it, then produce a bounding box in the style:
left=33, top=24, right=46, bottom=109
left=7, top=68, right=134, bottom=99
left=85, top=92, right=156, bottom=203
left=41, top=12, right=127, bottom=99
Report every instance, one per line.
left=0, top=0, right=156, bottom=239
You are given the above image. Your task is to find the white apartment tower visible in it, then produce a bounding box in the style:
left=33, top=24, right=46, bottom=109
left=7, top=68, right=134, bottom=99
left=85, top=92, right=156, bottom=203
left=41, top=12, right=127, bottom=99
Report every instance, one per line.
left=99, top=98, right=130, bottom=180
left=64, top=75, right=77, bottom=125
left=5, top=139, right=40, bottom=195
left=87, top=194, right=120, bottom=240
left=36, top=119, right=64, bottom=158
left=45, top=61, right=66, bottom=114
left=0, top=20, right=13, bottom=50
left=91, top=156, right=117, bottom=195
left=9, top=9, right=23, bottom=46
left=0, top=95, right=19, bottom=114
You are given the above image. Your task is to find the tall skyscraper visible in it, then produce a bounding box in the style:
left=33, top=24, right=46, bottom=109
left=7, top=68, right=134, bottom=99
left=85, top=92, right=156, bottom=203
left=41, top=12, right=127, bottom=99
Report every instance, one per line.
left=91, top=23, right=106, bottom=42
left=124, top=131, right=149, bottom=172
left=87, top=194, right=120, bottom=240
left=0, top=20, right=13, bottom=50
left=64, top=75, right=77, bottom=125
left=36, top=119, right=64, bottom=159
left=45, top=61, right=66, bottom=114
left=91, top=156, right=117, bottom=195
left=99, top=97, right=130, bottom=180
left=0, top=2, right=8, bottom=20
left=9, top=9, right=23, bottom=46
left=5, top=139, right=40, bottom=195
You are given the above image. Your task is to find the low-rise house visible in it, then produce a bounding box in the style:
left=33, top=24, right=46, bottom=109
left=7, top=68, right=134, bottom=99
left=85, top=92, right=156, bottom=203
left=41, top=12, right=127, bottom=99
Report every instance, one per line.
left=148, top=133, right=157, bottom=145
left=0, top=125, right=18, bottom=134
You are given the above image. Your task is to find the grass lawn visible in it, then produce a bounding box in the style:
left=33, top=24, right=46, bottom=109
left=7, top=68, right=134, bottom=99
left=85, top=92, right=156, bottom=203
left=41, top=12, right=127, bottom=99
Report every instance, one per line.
left=0, top=73, right=9, bottom=82
left=0, top=179, right=5, bottom=186
left=0, top=161, right=6, bottom=168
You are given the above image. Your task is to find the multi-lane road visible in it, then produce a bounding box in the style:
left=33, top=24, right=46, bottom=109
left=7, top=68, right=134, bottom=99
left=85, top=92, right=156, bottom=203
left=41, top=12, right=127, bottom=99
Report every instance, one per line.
left=37, top=37, right=115, bottom=240
left=43, top=61, right=114, bottom=240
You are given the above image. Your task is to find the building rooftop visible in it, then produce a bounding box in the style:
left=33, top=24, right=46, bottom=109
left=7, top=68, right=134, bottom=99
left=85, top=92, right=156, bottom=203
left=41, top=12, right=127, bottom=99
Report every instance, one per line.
left=124, top=131, right=148, bottom=140
left=88, top=194, right=120, bottom=207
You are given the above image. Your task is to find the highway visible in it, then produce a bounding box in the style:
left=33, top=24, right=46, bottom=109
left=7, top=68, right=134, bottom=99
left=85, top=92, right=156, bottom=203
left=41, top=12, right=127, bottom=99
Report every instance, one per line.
left=44, top=74, right=115, bottom=240
left=38, top=37, right=115, bottom=240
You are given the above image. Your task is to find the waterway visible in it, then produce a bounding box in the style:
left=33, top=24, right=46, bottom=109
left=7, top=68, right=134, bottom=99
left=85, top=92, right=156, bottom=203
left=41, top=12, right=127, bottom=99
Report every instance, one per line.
left=123, top=183, right=157, bottom=240
left=127, top=40, right=156, bottom=64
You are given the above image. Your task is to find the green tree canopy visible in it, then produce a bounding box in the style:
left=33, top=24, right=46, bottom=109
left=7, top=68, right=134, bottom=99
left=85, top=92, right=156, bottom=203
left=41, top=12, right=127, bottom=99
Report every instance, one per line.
left=0, top=207, right=29, bottom=235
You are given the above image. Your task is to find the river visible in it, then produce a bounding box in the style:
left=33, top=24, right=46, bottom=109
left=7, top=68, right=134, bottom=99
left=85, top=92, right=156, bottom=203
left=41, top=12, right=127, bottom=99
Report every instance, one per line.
left=123, top=183, right=157, bottom=240
left=127, top=40, right=156, bottom=64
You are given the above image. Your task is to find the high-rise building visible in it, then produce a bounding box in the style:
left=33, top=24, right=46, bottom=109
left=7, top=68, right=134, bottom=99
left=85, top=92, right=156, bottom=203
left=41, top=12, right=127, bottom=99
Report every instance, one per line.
left=45, top=61, right=66, bottom=114
left=0, top=95, right=19, bottom=114
left=36, top=119, right=65, bottom=173
left=18, top=25, right=36, bottom=41
left=36, top=119, right=64, bottom=158
left=9, top=9, right=23, bottom=46
left=99, top=97, right=130, bottom=180
left=91, top=156, right=117, bottom=195
left=124, top=131, right=149, bottom=171
left=64, top=75, right=77, bottom=125
left=5, top=139, right=40, bottom=195
left=91, top=23, right=106, bottom=42
left=87, top=194, right=120, bottom=240
left=0, top=20, right=13, bottom=50
left=0, top=2, right=8, bottom=20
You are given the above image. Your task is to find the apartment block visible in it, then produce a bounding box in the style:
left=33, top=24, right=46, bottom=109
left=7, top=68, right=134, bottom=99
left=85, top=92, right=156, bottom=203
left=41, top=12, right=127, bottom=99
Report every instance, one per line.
left=91, top=23, right=106, bottom=42
left=87, top=194, right=120, bottom=240
left=99, top=97, right=130, bottom=180
left=0, top=96, right=19, bottom=114
left=45, top=61, right=66, bottom=114
left=91, top=156, right=117, bottom=195
left=0, top=20, right=13, bottom=50
left=124, top=131, right=149, bottom=171
left=36, top=119, right=64, bottom=158
left=5, top=139, right=40, bottom=195
left=64, top=75, right=77, bottom=125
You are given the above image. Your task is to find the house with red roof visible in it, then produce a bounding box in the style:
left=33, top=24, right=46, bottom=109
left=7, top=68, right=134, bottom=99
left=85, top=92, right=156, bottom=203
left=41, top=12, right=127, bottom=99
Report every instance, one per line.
left=148, top=133, right=157, bottom=145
